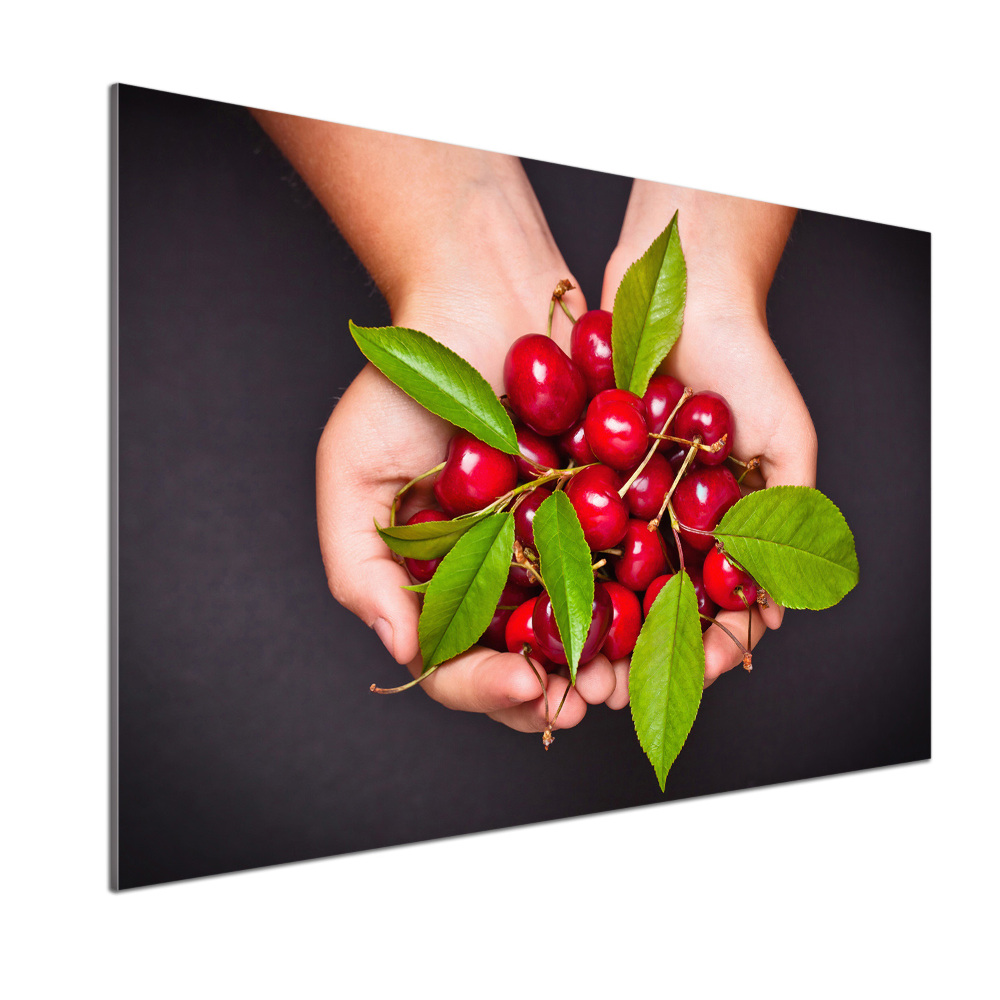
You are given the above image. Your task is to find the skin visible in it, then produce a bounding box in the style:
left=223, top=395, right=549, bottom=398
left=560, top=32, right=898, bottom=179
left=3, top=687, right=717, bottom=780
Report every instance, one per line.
left=252, top=112, right=817, bottom=726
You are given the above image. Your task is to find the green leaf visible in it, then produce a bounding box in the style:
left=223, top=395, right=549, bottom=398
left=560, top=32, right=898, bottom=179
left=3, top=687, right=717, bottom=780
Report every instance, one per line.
left=402, top=581, right=430, bottom=594
left=418, top=513, right=514, bottom=670
left=611, top=212, right=687, bottom=397
left=350, top=321, right=518, bottom=455
left=713, top=486, right=859, bottom=610
left=629, top=571, right=705, bottom=792
left=376, top=510, right=492, bottom=560
left=530, top=491, right=593, bottom=683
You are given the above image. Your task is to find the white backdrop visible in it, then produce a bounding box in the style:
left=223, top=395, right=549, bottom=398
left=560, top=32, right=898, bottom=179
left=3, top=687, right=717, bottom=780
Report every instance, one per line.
left=3, top=3, right=992, bottom=996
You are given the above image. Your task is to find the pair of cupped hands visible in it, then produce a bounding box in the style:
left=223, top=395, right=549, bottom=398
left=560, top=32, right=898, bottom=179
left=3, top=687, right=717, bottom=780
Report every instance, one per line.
left=314, top=178, right=817, bottom=739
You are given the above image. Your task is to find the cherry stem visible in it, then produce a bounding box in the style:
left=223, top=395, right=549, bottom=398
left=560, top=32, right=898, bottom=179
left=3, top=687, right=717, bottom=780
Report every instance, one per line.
left=550, top=278, right=577, bottom=326
left=698, top=615, right=749, bottom=656
left=670, top=516, right=716, bottom=541
left=370, top=665, right=439, bottom=695
left=648, top=440, right=701, bottom=531
left=557, top=298, right=577, bottom=325
left=522, top=645, right=558, bottom=750
left=484, top=463, right=595, bottom=515
left=512, top=559, right=546, bottom=588
left=389, top=461, right=446, bottom=527
left=591, top=558, right=607, bottom=573
left=546, top=298, right=557, bottom=338
left=550, top=678, right=572, bottom=726
left=740, top=590, right=753, bottom=672
left=667, top=505, right=685, bottom=574
left=736, top=456, right=761, bottom=485
left=649, top=431, right=728, bottom=455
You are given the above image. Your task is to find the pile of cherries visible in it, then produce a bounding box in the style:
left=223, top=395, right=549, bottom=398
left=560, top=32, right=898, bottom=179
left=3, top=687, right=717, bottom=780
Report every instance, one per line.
left=404, top=308, right=760, bottom=673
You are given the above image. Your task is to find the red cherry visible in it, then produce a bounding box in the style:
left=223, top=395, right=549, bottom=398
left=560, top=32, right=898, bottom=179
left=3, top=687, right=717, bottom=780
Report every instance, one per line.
left=643, top=374, right=686, bottom=451
left=623, top=452, right=673, bottom=520
left=643, top=569, right=716, bottom=620
left=557, top=417, right=596, bottom=466
left=514, top=423, right=562, bottom=481
left=702, top=548, right=758, bottom=611
left=503, top=334, right=587, bottom=436
left=674, top=391, right=733, bottom=466
left=643, top=573, right=671, bottom=616
left=659, top=441, right=688, bottom=477
left=532, top=584, right=614, bottom=666
left=583, top=389, right=649, bottom=470
left=433, top=431, right=518, bottom=517
left=504, top=596, right=552, bottom=667
left=513, top=485, right=552, bottom=549
left=403, top=509, right=449, bottom=583
left=687, top=567, right=717, bottom=620
left=613, top=519, right=669, bottom=591
left=508, top=562, right=539, bottom=590
left=479, top=578, right=537, bottom=651
left=564, top=465, right=629, bottom=551
left=601, top=582, right=643, bottom=659
left=671, top=465, right=742, bottom=551
left=569, top=309, right=615, bottom=397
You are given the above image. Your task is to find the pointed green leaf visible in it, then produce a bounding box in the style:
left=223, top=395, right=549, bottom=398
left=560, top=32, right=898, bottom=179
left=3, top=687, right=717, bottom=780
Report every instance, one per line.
left=418, top=513, right=514, bottom=670
left=714, top=486, right=859, bottom=610
left=350, top=321, right=518, bottom=455
left=402, top=581, right=430, bottom=594
left=629, top=571, right=705, bottom=792
left=376, top=509, right=492, bottom=560
left=531, top=491, right=593, bottom=683
left=611, top=212, right=687, bottom=397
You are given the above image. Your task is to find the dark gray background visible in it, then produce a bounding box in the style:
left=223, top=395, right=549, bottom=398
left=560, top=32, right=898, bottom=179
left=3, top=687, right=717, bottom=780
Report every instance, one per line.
left=114, top=84, right=930, bottom=890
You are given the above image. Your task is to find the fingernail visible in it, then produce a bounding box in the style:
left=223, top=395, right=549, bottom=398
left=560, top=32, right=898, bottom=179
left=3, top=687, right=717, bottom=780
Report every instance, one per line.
left=372, top=617, right=394, bottom=659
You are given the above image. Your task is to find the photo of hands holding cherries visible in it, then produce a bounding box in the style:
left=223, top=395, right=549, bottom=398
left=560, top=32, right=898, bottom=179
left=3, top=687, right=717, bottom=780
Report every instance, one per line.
left=252, top=115, right=859, bottom=788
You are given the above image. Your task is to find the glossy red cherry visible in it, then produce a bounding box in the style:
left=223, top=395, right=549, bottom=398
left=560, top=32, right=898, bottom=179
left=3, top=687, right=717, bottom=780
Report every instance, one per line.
left=508, top=561, right=539, bottom=590
left=674, top=391, right=733, bottom=466
left=659, top=441, right=688, bottom=477
left=564, top=464, right=629, bottom=551
left=513, top=485, right=552, bottom=549
left=557, top=417, right=596, bottom=466
left=601, top=581, right=643, bottom=659
left=671, top=465, right=742, bottom=551
left=583, top=389, right=649, bottom=470
left=532, top=583, right=614, bottom=666
left=643, top=374, right=686, bottom=450
left=623, top=452, right=673, bottom=520
left=687, top=567, right=716, bottom=620
left=479, top=578, right=537, bottom=651
left=403, top=509, right=448, bottom=583
left=433, top=431, right=518, bottom=516
left=642, top=573, right=671, bottom=616
left=643, top=569, right=716, bottom=620
left=612, top=519, right=669, bottom=591
left=570, top=309, right=615, bottom=398
left=514, top=423, right=562, bottom=481
left=503, top=334, right=587, bottom=436
left=702, top=547, right=758, bottom=611
left=504, top=596, right=552, bottom=667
